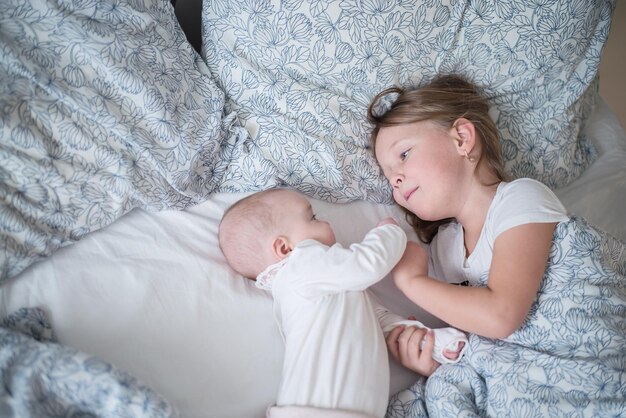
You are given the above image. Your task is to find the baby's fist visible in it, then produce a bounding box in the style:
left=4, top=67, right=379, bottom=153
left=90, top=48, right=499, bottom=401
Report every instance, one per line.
left=377, top=217, right=398, bottom=227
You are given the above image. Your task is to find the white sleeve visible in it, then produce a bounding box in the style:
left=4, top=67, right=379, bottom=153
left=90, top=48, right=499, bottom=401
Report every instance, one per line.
left=491, top=179, right=569, bottom=239
left=369, top=291, right=407, bottom=331
left=288, top=224, right=407, bottom=296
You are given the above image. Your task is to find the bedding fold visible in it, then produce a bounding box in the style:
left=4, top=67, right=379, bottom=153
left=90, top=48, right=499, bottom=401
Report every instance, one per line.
left=0, top=307, right=178, bottom=417
left=0, top=0, right=242, bottom=282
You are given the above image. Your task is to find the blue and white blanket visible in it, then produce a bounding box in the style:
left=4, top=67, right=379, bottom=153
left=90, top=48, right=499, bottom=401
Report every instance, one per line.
left=0, top=0, right=242, bottom=282
left=388, top=217, right=626, bottom=417
left=1, top=308, right=177, bottom=417
left=1, top=0, right=230, bottom=414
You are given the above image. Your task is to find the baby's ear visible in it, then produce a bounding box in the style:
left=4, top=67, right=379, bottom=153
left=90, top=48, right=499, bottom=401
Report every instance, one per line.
left=272, top=236, right=291, bottom=260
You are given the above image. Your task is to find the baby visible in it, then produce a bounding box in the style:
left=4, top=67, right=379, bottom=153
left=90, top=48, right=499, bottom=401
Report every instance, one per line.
left=218, top=188, right=467, bottom=418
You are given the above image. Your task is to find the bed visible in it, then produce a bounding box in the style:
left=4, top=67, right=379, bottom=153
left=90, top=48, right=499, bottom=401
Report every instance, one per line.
left=1, top=0, right=624, bottom=417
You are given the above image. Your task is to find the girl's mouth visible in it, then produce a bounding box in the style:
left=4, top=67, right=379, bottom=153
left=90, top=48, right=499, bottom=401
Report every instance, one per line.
left=404, top=187, right=417, bottom=201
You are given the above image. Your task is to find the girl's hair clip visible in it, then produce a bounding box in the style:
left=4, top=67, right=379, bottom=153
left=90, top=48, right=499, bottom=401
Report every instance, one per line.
left=369, top=89, right=400, bottom=118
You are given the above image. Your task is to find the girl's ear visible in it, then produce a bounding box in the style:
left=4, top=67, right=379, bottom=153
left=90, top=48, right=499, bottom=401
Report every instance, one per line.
left=451, top=118, right=476, bottom=157
left=272, top=236, right=292, bottom=260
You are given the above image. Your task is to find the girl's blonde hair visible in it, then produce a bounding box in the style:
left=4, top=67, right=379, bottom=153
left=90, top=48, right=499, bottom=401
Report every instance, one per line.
left=367, top=74, right=509, bottom=243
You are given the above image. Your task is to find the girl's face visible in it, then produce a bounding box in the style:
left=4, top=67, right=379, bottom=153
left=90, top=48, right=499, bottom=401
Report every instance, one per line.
left=374, top=120, right=471, bottom=221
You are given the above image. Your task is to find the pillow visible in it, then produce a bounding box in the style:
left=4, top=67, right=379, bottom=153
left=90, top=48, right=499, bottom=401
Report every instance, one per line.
left=201, top=0, right=615, bottom=198
left=0, top=0, right=235, bottom=281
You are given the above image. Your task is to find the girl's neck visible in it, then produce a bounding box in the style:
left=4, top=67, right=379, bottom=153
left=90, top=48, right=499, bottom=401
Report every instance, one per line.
left=457, top=175, right=501, bottom=256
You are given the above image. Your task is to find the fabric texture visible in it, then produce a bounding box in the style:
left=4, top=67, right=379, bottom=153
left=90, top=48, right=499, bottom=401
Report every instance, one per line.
left=0, top=0, right=243, bottom=282
left=201, top=0, right=615, bottom=203
left=267, top=404, right=377, bottom=418
left=0, top=308, right=177, bottom=418
left=256, top=258, right=288, bottom=291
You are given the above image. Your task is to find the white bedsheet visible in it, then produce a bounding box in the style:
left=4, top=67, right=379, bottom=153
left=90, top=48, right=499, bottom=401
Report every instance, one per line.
left=0, top=98, right=624, bottom=418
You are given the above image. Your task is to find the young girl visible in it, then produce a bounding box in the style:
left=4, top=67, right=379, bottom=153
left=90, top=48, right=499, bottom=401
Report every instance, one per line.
left=368, top=74, right=626, bottom=415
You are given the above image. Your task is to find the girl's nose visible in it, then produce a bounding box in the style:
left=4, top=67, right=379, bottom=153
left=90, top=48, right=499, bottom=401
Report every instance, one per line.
left=392, top=174, right=403, bottom=188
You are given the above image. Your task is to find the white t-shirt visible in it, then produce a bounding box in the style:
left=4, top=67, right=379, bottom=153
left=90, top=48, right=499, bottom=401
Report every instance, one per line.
left=269, top=224, right=407, bottom=417
left=429, top=178, right=569, bottom=285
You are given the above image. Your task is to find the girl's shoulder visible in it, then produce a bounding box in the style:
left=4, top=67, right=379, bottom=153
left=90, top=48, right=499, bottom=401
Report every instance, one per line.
left=495, top=178, right=566, bottom=210
left=497, top=178, right=556, bottom=199
left=488, top=178, right=569, bottom=238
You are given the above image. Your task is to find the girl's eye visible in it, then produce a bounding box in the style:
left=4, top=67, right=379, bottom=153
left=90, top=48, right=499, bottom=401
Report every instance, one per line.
left=400, top=150, right=409, bottom=160
left=311, top=213, right=318, bottom=221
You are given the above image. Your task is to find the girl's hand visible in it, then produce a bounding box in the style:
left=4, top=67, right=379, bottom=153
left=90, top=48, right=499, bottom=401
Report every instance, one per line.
left=386, top=325, right=440, bottom=377
left=392, top=241, right=428, bottom=289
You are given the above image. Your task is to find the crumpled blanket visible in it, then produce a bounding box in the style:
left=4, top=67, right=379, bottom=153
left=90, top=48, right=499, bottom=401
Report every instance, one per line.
left=387, top=216, right=626, bottom=417
left=0, top=0, right=241, bottom=282
left=0, top=308, right=177, bottom=418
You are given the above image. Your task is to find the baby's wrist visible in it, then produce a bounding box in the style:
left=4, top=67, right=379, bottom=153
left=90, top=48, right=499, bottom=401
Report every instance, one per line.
left=376, top=217, right=398, bottom=227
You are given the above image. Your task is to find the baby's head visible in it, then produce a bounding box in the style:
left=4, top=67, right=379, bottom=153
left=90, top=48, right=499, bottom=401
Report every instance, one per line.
left=218, top=189, right=336, bottom=279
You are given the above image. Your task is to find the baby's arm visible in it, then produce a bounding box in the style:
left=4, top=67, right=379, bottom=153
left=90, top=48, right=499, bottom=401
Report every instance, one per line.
left=294, top=223, right=407, bottom=297
left=370, top=296, right=438, bottom=376
left=370, top=293, right=408, bottom=330
left=324, top=223, right=407, bottom=291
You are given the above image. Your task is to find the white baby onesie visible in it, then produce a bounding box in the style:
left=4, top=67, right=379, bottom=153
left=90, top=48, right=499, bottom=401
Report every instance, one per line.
left=258, top=224, right=468, bottom=417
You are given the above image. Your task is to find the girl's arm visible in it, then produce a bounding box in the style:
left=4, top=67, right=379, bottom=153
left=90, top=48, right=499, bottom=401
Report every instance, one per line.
left=394, top=222, right=556, bottom=339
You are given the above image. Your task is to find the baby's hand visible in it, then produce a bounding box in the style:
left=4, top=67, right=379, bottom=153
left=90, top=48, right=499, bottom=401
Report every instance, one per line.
left=442, top=341, right=466, bottom=361
left=377, top=217, right=398, bottom=227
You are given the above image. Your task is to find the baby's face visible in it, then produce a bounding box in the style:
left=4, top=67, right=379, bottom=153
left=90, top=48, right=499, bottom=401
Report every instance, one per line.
left=276, top=191, right=336, bottom=247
